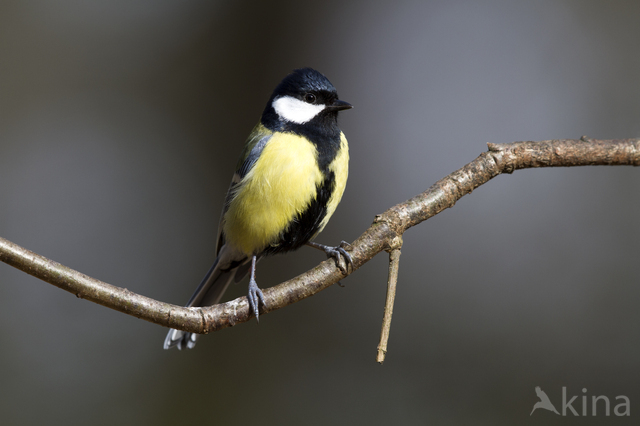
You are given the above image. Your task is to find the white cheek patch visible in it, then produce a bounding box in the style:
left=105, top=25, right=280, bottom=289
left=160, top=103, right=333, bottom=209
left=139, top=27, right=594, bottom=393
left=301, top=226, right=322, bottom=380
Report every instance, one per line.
left=272, top=96, right=325, bottom=124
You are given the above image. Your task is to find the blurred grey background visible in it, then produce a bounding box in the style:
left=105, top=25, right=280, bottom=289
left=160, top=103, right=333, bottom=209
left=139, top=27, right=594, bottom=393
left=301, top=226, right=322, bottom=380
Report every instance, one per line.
left=1, top=1, right=639, bottom=425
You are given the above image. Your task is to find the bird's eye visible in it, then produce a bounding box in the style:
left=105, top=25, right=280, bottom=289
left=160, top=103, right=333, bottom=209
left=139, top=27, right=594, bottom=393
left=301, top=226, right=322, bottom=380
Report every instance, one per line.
left=303, top=93, right=316, bottom=104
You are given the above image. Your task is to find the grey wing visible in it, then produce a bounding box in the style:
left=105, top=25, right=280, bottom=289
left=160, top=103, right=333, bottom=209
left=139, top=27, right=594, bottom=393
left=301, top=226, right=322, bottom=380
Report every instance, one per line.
left=165, top=131, right=273, bottom=350
left=215, top=133, right=272, bottom=255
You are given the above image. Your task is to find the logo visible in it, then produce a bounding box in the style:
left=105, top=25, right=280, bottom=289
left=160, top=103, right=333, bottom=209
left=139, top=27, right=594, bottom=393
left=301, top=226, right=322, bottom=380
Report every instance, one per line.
left=530, top=386, right=560, bottom=415
left=530, top=387, right=630, bottom=417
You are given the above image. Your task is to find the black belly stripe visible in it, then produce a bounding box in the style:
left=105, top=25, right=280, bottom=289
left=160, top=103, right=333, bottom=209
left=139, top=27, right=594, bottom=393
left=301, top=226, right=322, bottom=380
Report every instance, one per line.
left=264, top=170, right=336, bottom=255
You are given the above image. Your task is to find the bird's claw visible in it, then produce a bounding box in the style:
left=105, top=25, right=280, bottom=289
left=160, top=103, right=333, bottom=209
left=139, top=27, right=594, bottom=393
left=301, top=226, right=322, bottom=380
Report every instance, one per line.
left=324, top=241, right=353, bottom=274
left=247, top=278, right=265, bottom=322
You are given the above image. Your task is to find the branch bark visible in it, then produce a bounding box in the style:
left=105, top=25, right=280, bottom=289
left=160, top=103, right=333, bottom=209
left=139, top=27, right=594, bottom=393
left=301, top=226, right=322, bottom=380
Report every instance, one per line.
left=1, top=138, right=638, bottom=335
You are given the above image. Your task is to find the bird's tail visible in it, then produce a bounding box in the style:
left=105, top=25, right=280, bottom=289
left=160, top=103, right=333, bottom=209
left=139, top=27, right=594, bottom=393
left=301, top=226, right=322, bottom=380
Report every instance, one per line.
left=163, top=246, right=250, bottom=350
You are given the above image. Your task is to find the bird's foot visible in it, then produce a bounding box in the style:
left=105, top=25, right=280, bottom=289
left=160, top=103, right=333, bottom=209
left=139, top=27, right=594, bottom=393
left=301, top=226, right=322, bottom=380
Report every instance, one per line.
left=307, top=241, right=354, bottom=274
left=247, top=277, right=265, bottom=322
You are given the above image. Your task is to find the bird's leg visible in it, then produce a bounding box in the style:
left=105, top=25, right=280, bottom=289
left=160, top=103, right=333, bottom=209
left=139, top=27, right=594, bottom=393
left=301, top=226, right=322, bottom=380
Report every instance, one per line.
left=247, top=255, right=265, bottom=322
left=306, top=241, right=353, bottom=274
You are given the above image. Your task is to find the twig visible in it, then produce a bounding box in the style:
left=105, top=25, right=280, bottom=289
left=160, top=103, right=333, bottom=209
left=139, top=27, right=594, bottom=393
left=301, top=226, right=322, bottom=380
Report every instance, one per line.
left=0, top=236, right=199, bottom=330
left=0, top=138, right=638, bottom=336
left=377, top=247, right=402, bottom=364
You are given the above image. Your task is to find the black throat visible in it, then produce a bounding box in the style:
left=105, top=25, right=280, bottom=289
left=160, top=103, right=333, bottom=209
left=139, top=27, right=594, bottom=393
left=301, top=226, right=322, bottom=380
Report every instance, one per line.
left=261, top=108, right=342, bottom=172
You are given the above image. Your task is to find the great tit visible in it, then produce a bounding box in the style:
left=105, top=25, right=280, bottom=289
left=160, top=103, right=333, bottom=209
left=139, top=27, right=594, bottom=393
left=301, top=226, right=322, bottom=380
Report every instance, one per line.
left=164, top=68, right=352, bottom=350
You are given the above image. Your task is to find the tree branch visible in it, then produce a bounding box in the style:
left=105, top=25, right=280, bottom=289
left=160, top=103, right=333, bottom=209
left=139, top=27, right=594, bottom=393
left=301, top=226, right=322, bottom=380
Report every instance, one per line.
left=377, top=247, right=402, bottom=364
left=1, top=138, right=638, bottom=335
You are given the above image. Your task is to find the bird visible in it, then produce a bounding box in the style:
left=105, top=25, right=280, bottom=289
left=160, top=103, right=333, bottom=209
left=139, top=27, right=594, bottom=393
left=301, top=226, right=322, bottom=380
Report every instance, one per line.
left=164, top=67, right=353, bottom=350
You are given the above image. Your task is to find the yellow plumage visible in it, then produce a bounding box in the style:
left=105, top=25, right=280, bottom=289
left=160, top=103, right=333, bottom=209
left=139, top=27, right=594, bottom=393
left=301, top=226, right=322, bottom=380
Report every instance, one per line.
left=317, top=132, right=349, bottom=234
left=223, top=131, right=349, bottom=256
left=225, top=133, right=318, bottom=255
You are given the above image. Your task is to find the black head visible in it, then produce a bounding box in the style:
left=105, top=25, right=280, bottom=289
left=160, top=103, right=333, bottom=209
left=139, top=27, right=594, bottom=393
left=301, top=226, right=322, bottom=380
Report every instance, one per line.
left=261, top=68, right=352, bottom=131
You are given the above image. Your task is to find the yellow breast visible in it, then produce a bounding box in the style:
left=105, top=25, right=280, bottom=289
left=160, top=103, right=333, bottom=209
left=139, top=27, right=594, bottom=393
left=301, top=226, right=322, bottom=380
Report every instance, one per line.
left=223, top=132, right=324, bottom=255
